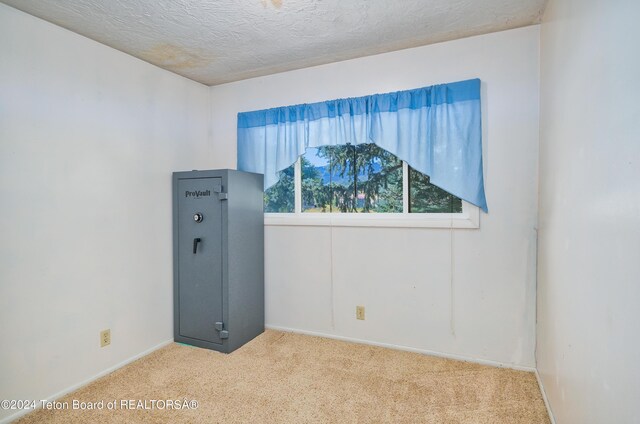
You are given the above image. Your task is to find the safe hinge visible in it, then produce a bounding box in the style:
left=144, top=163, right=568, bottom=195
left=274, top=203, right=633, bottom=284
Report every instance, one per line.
left=214, top=322, right=229, bottom=339
left=218, top=193, right=228, bottom=200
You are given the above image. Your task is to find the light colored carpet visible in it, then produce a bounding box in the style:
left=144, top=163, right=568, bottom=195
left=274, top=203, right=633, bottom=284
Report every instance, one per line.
left=18, top=330, right=550, bottom=423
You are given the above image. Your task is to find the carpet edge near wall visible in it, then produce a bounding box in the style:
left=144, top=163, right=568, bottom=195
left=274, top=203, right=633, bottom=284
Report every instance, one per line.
left=266, top=324, right=537, bottom=372
left=535, top=369, right=557, bottom=424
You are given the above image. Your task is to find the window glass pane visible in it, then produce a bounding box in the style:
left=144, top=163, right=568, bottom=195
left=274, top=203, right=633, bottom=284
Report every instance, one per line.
left=301, top=147, right=332, bottom=212
left=408, top=166, right=463, bottom=213
left=263, top=163, right=295, bottom=213
left=302, top=144, right=403, bottom=213
left=355, top=144, right=403, bottom=213
left=301, top=145, right=355, bottom=213
left=327, top=145, right=356, bottom=213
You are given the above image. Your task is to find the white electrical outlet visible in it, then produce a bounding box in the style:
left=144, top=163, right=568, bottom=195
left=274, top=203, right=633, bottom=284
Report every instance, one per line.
left=100, top=329, right=111, bottom=347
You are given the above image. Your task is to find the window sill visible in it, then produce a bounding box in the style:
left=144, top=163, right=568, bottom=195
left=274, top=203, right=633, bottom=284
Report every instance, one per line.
left=264, top=206, right=479, bottom=229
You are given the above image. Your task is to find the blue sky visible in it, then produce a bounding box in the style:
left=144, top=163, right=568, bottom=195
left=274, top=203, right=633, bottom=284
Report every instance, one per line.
left=303, top=147, right=328, bottom=167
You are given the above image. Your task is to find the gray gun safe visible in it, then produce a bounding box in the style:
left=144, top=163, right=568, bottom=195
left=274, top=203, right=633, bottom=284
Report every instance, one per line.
left=172, top=169, right=264, bottom=353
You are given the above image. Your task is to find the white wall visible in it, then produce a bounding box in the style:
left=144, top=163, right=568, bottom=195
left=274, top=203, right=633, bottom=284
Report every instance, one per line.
left=210, top=26, right=540, bottom=367
left=0, top=5, right=210, bottom=421
left=537, top=0, right=640, bottom=422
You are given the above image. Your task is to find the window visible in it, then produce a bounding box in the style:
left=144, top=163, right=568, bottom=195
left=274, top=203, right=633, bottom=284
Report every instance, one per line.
left=264, top=144, right=478, bottom=228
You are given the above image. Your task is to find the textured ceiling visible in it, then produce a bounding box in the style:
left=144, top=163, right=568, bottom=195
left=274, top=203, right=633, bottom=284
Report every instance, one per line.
left=2, top=0, right=547, bottom=86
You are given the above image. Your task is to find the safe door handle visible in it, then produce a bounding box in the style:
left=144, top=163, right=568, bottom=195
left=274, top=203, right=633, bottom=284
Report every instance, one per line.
left=193, top=238, right=201, bottom=254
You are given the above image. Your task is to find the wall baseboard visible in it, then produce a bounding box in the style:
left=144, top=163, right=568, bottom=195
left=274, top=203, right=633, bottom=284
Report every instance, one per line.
left=535, top=369, right=557, bottom=424
left=0, top=339, right=173, bottom=424
left=266, top=324, right=536, bottom=372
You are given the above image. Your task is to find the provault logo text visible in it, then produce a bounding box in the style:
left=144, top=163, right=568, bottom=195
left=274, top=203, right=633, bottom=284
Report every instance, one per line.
left=185, top=190, right=211, bottom=198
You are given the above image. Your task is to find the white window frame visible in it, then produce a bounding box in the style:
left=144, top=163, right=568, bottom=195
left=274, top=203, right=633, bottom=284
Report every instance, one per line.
left=264, top=159, right=480, bottom=229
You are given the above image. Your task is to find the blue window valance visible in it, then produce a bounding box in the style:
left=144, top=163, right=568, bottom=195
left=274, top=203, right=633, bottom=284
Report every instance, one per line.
left=237, top=78, right=487, bottom=212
